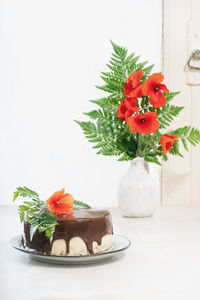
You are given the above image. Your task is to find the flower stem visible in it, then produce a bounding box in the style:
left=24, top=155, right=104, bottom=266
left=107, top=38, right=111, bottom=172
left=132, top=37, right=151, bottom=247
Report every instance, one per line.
left=136, top=133, right=141, bottom=156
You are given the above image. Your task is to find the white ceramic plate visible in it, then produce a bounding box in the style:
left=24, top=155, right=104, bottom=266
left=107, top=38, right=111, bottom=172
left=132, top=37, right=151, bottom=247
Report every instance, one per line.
left=10, top=234, right=131, bottom=265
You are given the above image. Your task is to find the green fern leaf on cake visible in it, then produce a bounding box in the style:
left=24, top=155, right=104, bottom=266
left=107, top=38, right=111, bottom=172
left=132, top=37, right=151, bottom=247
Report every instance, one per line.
left=74, top=200, right=91, bottom=209
left=13, top=186, right=91, bottom=238
left=13, top=186, right=39, bottom=202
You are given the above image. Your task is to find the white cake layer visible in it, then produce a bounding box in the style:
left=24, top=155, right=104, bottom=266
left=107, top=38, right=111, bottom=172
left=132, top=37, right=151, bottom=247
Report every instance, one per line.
left=51, top=234, right=112, bottom=256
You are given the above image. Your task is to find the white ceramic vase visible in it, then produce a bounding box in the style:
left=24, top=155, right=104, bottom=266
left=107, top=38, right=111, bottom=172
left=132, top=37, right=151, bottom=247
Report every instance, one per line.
left=118, top=157, right=158, bottom=217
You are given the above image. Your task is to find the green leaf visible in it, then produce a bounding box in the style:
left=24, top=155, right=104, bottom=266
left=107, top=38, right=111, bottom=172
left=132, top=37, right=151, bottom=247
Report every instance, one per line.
left=13, top=191, right=18, bottom=202
left=74, top=200, right=91, bottom=209
left=116, top=134, right=137, bottom=158
left=110, top=40, right=128, bottom=60
left=144, top=155, right=161, bottom=166
left=158, top=104, right=184, bottom=129
left=13, top=186, right=57, bottom=238
left=170, top=126, right=200, bottom=150
left=118, top=153, right=133, bottom=161
left=75, top=120, right=96, bottom=133
left=169, top=140, right=183, bottom=157
left=84, top=110, right=101, bottom=120
left=143, top=64, right=154, bottom=76
left=182, top=138, right=188, bottom=151
left=18, top=205, right=29, bottom=222
left=96, top=83, right=123, bottom=93
left=163, top=91, right=180, bottom=102
left=14, top=186, right=39, bottom=200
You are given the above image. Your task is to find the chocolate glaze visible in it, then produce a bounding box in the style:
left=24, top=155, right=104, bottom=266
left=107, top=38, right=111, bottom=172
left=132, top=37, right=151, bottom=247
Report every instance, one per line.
left=22, top=209, right=113, bottom=255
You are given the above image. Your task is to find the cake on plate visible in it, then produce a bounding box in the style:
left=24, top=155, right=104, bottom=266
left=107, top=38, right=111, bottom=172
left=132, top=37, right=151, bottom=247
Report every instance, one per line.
left=13, top=187, right=113, bottom=256
left=23, top=209, right=113, bottom=256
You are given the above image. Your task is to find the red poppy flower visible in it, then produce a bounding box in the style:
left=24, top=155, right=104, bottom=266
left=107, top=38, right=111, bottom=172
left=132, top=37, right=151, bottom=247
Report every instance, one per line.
left=46, top=188, right=74, bottom=215
left=142, top=73, right=169, bottom=108
left=117, top=98, right=139, bottom=121
left=124, top=70, right=144, bottom=98
left=127, top=111, right=159, bottom=134
left=160, top=134, right=178, bottom=154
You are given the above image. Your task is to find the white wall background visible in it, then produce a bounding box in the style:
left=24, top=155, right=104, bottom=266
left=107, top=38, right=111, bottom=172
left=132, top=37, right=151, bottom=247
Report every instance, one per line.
left=0, top=0, right=162, bottom=206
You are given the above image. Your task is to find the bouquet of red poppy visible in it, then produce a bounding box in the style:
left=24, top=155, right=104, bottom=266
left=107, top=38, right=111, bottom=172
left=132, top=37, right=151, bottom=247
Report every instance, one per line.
left=76, top=41, right=200, bottom=165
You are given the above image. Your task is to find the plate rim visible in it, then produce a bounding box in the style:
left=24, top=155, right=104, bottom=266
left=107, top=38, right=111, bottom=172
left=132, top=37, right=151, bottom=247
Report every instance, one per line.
left=10, top=234, right=131, bottom=259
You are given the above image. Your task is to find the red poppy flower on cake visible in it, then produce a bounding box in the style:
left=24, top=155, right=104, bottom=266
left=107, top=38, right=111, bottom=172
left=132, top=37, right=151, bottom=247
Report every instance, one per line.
left=46, top=188, right=74, bottom=215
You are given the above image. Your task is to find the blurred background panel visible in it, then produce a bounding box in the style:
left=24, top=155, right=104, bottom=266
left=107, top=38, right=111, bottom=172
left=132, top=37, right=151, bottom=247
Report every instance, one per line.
left=0, top=0, right=162, bottom=206
left=163, top=0, right=200, bottom=205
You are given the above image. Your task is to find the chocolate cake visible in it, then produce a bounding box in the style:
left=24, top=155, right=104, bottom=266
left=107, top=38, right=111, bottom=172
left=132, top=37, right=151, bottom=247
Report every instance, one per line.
left=22, top=209, right=113, bottom=256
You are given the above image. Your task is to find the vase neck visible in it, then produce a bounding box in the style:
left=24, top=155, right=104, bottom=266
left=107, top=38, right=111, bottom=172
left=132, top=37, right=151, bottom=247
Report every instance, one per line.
left=131, top=157, right=149, bottom=173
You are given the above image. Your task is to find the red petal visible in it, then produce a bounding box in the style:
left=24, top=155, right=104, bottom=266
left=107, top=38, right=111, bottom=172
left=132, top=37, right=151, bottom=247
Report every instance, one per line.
left=124, top=82, right=133, bottom=97
left=124, top=70, right=144, bottom=97
left=127, top=85, right=143, bottom=98
left=148, top=73, right=164, bottom=83
left=124, top=97, right=139, bottom=112
left=117, top=100, right=127, bottom=120
left=159, top=83, right=169, bottom=93
left=128, top=69, right=144, bottom=88
left=149, top=92, right=167, bottom=108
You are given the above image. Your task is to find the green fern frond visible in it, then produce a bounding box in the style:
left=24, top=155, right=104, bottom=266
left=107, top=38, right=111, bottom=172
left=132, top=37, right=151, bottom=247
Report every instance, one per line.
left=90, top=96, right=121, bottom=112
left=13, top=186, right=39, bottom=202
left=163, top=91, right=180, bottom=102
left=110, top=40, right=127, bottom=59
left=75, top=114, right=126, bottom=157
left=144, top=155, right=161, bottom=166
left=95, top=84, right=119, bottom=93
left=74, top=200, right=91, bottom=209
left=181, top=138, right=188, bottom=151
left=169, top=140, right=183, bottom=157
left=74, top=120, right=97, bottom=136
left=170, top=126, right=200, bottom=150
left=101, top=75, right=124, bottom=87
left=118, top=153, right=133, bottom=161
left=187, top=127, right=200, bottom=146
left=143, top=64, right=154, bottom=77
left=106, top=64, right=126, bottom=75
left=101, top=72, right=127, bottom=82
left=84, top=110, right=103, bottom=120
left=158, top=104, right=184, bottom=129
left=97, top=148, right=121, bottom=156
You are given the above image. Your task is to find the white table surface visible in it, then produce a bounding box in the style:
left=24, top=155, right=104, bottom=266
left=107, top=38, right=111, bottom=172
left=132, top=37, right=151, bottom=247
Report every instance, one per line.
left=1, top=205, right=200, bottom=300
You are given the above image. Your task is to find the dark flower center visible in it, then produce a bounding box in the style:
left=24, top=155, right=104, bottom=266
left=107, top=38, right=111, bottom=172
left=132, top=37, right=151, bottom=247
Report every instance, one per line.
left=154, top=86, right=160, bottom=92
left=166, top=142, right=172, bottom=150
left=140, top=118, right=145, bottom=124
